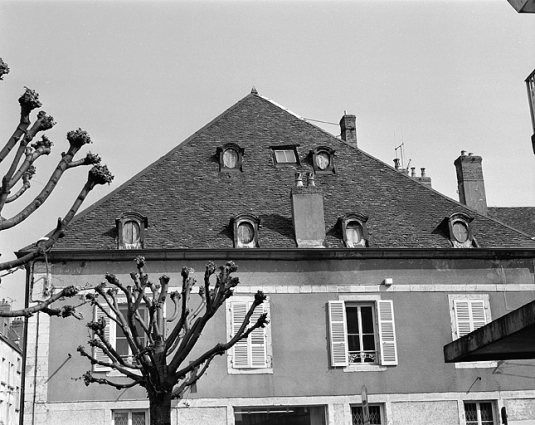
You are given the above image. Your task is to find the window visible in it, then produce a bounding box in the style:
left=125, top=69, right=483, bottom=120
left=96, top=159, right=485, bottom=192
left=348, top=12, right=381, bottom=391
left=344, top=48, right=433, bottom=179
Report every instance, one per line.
left=328, top=297, right=397, bottom=369
left=310, top=146, right=335, bottom=174
left=464, top=402, right=495, bottom=425
left=449, top=294, right=490, bottom=340
left=113, top=410, right=147, bottom=425
left=116, top=212, right=148, bottom=249
left=271, top=145, right=299, bottom=166
left=448, top=294, right=495, bottom=369
left=93, top=303, right=148, bottom=372
left=230, top=214, right=260, bottom=248
left=226, top=296, right=272, bottom=374
left=115, top=304, right=148, bottom=360
left=339, top=214, right=369, bottom=248
left=446, top=212, right=476, bottom=248
left=352, top=405, right=383, bottom=425
left=217, top=143, right=244, bottom=172
left=234, top=406, right=326, bottom=425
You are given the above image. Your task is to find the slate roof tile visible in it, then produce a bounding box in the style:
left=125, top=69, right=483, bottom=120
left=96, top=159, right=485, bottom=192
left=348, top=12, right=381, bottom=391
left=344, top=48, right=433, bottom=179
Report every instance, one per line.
left=52, top=93, right=535, bottom=251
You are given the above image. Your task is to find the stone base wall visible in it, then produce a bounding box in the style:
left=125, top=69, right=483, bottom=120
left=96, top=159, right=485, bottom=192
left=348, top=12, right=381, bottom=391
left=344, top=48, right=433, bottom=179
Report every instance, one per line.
left=23, top=391, right=535, bottom=425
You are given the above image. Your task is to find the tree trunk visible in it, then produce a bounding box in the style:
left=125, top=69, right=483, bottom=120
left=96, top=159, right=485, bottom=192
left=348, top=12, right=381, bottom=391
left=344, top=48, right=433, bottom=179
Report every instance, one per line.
left=149, top=391, right=173, bottom=425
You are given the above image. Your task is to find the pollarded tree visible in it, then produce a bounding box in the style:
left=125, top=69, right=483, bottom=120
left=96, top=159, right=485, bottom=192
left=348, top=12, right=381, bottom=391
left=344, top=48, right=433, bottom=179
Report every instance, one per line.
left=0, top=57, right=113, bottom=318
left=77, top=257, right=269, bottom=425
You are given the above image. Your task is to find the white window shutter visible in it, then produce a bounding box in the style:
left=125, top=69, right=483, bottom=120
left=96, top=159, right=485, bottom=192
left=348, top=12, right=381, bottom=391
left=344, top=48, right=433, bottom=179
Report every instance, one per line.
left=328, top=301, right=349, bottom=367
left=93, top=304, right=115, bottom=372
left=250, top=302, right=268, bottom=368
left=454, top=299, right=487, bottom=338
left=377, top=300, right=398, bottom=366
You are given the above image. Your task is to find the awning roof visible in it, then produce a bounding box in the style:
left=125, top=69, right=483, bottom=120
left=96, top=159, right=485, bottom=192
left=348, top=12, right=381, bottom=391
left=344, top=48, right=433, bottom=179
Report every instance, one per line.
left=444, top=300, right=535, bottom=362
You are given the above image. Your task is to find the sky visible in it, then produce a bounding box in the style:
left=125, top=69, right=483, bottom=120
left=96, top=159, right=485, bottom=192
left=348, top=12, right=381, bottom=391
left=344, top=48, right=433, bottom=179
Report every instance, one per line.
left=0, top=0, right=534, bottom=307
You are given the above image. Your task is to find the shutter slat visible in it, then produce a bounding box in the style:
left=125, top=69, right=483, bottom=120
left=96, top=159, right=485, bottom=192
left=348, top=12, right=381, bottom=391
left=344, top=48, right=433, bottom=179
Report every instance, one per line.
left=328, top=301, right=349, bottom=367
left=454, top=299, right=487, bottom=338
left=231, top=301, right=268, bottom=369
left=377, top=300, right=398, bottom=365
left=93, top=305, right=114, bottom=372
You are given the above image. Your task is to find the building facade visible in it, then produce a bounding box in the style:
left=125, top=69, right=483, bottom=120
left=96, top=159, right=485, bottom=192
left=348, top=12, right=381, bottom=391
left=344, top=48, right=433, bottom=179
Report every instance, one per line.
left=0, top=301, right=23, bottom=425
left=22, top=90, right=535, bottom=425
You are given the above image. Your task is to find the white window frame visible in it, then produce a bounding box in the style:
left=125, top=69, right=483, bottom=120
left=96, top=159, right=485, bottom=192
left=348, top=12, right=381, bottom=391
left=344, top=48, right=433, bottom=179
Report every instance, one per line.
left=93, top=300, right=149, bottom=373
left=226, top=296, right=272, bottom=374
left=274, top=149, right=297, bottom=163
left=448, top=294, right=497, bottom=369
left=463, top=401, right=496, bottom=425
left=329, top=295, right=398, bottom=372
left=112, top=409, right=148, bottom=425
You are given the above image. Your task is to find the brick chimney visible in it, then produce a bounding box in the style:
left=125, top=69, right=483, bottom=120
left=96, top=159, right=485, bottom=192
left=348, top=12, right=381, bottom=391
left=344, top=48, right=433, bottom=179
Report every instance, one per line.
left=0, top=299, right=11, bottom=338
left=340, top=114, right=357, bottom=148
left=291, top=172, right=326, bottom=247
left=454, top=151, right=487, bottom=215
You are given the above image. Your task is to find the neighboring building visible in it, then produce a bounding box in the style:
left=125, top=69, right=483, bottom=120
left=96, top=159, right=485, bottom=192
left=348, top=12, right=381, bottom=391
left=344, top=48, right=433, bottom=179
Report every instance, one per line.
left=22, top=90, right=535, bottom=425
left=0, top=301, right=23, bottom=425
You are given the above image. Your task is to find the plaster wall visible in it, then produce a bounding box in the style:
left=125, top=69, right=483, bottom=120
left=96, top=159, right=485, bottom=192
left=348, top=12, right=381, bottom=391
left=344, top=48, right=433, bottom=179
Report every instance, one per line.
left=390, top=400, right=459, bottom=425
left=33, top=256, right=535, bottom=405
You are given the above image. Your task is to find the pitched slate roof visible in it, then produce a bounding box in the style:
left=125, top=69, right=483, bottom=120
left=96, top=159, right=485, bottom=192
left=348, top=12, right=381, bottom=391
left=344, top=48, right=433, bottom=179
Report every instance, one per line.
left=488, top=207, right=535, bottom=238
left=53, top=91, right=535, bottom=250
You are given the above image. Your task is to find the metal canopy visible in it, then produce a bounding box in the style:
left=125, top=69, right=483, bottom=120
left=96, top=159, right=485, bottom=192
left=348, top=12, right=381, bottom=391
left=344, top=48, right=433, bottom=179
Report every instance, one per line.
left=444, top=300, right=535, bottom=362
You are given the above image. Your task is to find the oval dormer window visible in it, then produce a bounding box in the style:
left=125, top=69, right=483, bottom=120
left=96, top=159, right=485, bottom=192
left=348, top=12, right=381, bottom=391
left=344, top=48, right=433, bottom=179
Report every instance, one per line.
left=123, top=220, right=141, bottom=248
left=316, top=152, right=330, bottom=170
left=237, top=222, right=255, bottom=245
left=346, top=221, right=364, bottom=247
left=452, top=221, right=469, bottom=243
left=223, top=148, right=239, bottom=169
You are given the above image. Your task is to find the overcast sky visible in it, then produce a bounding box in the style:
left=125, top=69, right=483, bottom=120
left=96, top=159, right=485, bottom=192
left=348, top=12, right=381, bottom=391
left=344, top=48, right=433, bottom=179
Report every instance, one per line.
left=0, top=0, right=534, bottom=307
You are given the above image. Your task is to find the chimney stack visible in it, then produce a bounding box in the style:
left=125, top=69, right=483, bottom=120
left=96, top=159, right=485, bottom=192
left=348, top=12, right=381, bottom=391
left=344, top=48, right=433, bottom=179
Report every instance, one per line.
left=454, top=151, right=487, bottom=215
left=291, top=172, right=326, bottom=248
left=340, top=114, right=357, bottom=148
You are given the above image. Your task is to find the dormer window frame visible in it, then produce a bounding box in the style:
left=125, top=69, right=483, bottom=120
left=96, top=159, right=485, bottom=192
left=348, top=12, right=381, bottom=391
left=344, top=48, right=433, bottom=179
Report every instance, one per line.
left=339, top=213, right=369, bottom=248
left=447, top=212, right=476, bottom=248
left=311, top=146, right=336, bottom=174
left=216, top=143, right=244, bottom=172
left=230, top=214, right=260, bottom=248
left=116, top=212, right=148, bottom=250
left=270, top=144, right=300, bottom=167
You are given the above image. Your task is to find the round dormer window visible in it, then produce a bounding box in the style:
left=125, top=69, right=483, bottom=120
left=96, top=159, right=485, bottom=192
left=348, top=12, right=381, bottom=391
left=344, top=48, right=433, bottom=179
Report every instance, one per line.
left=316, top=151, right=330, bottom=170
left=237, top=221, right=255, bottom=245
left=223, top=148, right=239, bottom=168
left=346, top=221, right=363, bottom=246
left=452, top=221, right=469, bottom=243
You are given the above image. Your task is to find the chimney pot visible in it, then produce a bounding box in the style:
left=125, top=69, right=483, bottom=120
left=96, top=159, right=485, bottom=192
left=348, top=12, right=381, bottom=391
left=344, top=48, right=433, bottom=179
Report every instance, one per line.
left=295, top=172, right=304, bottom=187
left=461, top=150, right=466, bottom=156
left=394, top=158, right=400, bottom=170
left=411, top=167, right=416, bottom=177
left=421, top=167, right=426, bottom=177
left=307, top=172, right=316, bottom=187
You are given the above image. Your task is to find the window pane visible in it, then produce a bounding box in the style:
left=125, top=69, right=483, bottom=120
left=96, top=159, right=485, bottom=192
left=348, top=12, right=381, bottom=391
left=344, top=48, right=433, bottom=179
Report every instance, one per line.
left=123, top=221, right=140, bottom=245
left=361, top=306, right=374, bottom=334
left=235, top=406, right=325, bottom=425
left=346, top=222, right=363, bottom=245
left=223, top=149, right=238, bottom=168
left=274, top=149, right=296, bottom=163
left=237, top=222, right=255, bottom=245
left=113, top=412, right=129, bottom=425
left=347, top=335, right=361, bottom=352
left=480, top=402, right=494, bottom=424
left=116, top=339, right=129, bottom=357
left=346, top=307, right=359, bottom=333
left=362, top=335, right=376, bottom=351
left=464, top=403, right=478, bottom=424
left=132, top=412, right=146, bottom=425
left=352, top=406, right=382, bottom=425
left=453, top=222, right=468, bottom=242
